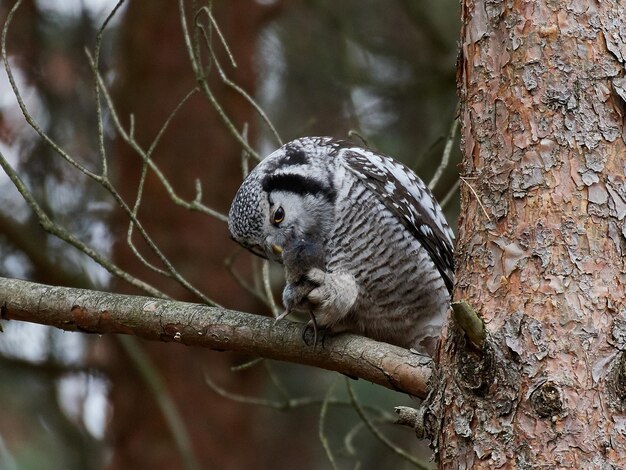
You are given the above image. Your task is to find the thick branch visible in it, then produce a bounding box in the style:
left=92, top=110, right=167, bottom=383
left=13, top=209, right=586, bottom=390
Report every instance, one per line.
left=0, top=277, right=430, bottom=398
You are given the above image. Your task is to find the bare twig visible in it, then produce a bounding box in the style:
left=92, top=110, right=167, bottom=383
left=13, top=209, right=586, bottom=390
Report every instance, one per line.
left=224, top=250, right=275, bottom=309
left=230, top=357, right=265, bottom=372
left=344, top=416, right=398, bottom=464
left=428, top=116, right=458, bottom=191
left=394, top=406, right=426, bottom=439
left=93, top=69, right=227, bottom=222
left=204, top=367, right=288, bottom=409
left=460, top=176, right=491, bottom=221
left=347, top=130, right=370, bottom=147
left=344, top=419, right=366, bottom=459
left=178, top=0, right=263, bottom=161
left=123, top=87, right=201, bottom=277
left=239, top=123, right=252, bottom=179
left=319, top=380, right=340, bottom=470
left=195, top=6, right=283, bottom=146
left=92, top=0, right=126, bottom=178
left=2, top=0, right=101, bottom=180
left=82, top=52, right=221, bottom=307
left=3, top=2, right=219, bottom=306
left=208, top=363, right=387, bottom=417
left=195, top=5, right=237, bottom=68
left=0, top=212, right=92, bottom=289
left=439, top=178, right=460, bottom=210
left=262, top=260, right=280, bottom=318
left=346, top=379, right=433, bottom=469
left=120, top=336, right=200, bottom=470
left=0, top=149, right=166, bottom=299
left=205, top=362, right=395, bottom=418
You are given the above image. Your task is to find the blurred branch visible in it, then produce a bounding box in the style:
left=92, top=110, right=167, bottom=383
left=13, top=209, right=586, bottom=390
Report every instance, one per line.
left=398, top=0, right=451, bottom=56
left=440, top=179, right=460, bottom=210
left=2, top=1, right=100, bottom=180
left=118, top=335, right=200, bottom=470
left=0, top=277, right=432, bottom=399
left=0, top=354, right=99, bottom=377
left=319, top=380, right=340, bottom=470
left=0, top=213, right=91, bottom=289
left=346, top=379, right=433, bottom=469
left=0, top=146, right=165, bottom=298
left=204, top=365, right=396, bottom=419
left=428, top=116, right=458, bottom=192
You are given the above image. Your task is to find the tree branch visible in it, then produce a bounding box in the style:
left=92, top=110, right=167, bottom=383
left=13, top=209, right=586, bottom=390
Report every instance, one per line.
left=0, top=277, right=431, bottom=398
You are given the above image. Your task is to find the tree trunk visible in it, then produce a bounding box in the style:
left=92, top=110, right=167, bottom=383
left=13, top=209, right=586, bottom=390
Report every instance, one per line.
left=429, top=1, right=626, bottom=467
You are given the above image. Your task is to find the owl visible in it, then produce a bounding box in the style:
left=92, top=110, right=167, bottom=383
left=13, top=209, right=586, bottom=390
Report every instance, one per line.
left=228, top=137, right=454, bottom=355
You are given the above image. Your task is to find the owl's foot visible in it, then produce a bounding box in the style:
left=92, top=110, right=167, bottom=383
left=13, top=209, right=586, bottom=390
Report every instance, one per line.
left=275, top=309, right=290, bottom=322
left=282, top=279, right=317, bottom=315
left=283, top=268, right=358, bottom=339
left=306, top=268, right=358, bottom=325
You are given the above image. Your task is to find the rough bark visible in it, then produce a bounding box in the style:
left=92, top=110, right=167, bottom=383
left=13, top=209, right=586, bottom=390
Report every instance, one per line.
left=429, top=0, right=626, bottom=468
left=0, top=277, right=431, bottom=398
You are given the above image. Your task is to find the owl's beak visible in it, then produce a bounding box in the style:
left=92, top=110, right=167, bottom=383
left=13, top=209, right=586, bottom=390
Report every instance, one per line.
left=271, top=244, right=283, bottom=255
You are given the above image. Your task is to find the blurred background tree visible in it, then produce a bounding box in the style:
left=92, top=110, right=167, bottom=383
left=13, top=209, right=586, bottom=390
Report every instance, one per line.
left=0, top=0, right=459, bottom=469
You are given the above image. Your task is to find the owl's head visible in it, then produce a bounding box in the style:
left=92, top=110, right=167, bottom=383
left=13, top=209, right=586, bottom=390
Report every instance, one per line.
left=228, top=137, right=338, bottom=262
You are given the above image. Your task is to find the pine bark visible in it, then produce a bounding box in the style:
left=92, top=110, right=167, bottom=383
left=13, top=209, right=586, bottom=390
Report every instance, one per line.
left=429, top=1, right=626, bottom=467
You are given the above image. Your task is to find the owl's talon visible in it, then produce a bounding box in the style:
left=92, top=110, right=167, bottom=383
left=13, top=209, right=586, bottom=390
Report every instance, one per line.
left=302, top=313, right=327, bottom=348
left=275, top=309, right=290, bottom=322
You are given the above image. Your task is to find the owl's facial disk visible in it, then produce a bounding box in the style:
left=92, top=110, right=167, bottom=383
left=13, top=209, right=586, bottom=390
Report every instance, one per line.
left=228, top=190, right=297, bottom=263
left=228, top=139, right=336, bottom=264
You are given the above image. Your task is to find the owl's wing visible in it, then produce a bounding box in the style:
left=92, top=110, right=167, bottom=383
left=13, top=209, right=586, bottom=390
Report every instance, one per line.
left=339, top=146, right=455, bottom=293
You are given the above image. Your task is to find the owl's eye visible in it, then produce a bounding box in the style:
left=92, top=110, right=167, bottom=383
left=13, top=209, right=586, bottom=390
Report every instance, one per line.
left=272, top=206, right=285, bottom=225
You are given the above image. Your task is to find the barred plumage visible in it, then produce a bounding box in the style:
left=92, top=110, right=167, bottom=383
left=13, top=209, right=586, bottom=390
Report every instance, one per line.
left=228, top=136, right=454, bottom=355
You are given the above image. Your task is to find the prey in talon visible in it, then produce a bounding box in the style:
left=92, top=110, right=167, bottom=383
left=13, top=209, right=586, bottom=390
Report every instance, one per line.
left=277, top=236, right=326, bottom=347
